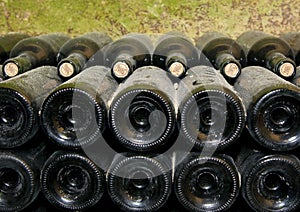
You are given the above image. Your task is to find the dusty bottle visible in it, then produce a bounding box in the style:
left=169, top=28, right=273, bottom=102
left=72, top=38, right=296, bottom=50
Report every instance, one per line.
left=236, top=147, right=300, bottom=212
left=174, top=152, right=240, bottom=212
left=107, top=153, right=172, bottom=211
left=108, top=66, right=177, bottom=152
left=0, top=32, right=29, bottom=64
left=40, top=65, right=118, bottom=149
left=280, top=32, right=300, bottom=66
left=236, top=31, right=296, bottom=80
left=57, top=32, right=112, bottom=80
left=0, top=138, right=51, bottom=211
left=177, top=65, right=246, bottom=151
left=40, top=151, right=105, bottom=211
left=195, top=32, right=246, bottom=83
left=2, top=33, right=70, bottom=78
left=153, top=32, right=199, bottom=78
left=233, top=66, right=300, bottom=151
left=0, top=66, right=63, bottom=148
left=103, top=33, right=152, bottom=81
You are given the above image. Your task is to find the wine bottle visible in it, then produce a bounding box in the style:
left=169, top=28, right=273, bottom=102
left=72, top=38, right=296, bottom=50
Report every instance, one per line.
left=195, top=32, right=246, bottom=83
left=292, top=67, right=300, bottom=86
left=174, top=152, right=240, bottom=211
left=0, top=139, right=51, bottom=211
left=103, top=33, right=152, bottom=81
left=108, top=66, right=177, bottom=152
left=177, top=65, right=246, bottom=151
left=280, top=32, right=300, bottom=66
left=2, top=33, right=70, bottom=78
left=40, top=65, right=118, bottom=149
left=236, top=31, right=296, bottom=80
left=107, top=153, right=172, bottom=211
left=153, top=32, right=199, bottom=78
left=0, top=32, right=29, bottom=64
left=40, top=151, right=105, bottom=211
left=57, top=32, right=112, bottom=80
left=0, top=66, right=63, bottom=148
left=236, top=148, right=300, bottom=212
left=233, top=66, right=300, bottom=151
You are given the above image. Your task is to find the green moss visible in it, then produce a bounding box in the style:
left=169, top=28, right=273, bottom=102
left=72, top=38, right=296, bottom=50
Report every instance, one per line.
left=0, top=0, right=299, bottom=40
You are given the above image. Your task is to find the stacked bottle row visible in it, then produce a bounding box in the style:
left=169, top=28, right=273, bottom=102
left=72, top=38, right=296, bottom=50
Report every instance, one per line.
left=0, top=137, right=299, bottom=211
left=0, top=64, right=299, bottom=152
left=0, top=31, right=299, bottom=212
left=1, top=31, right=300, bottom=83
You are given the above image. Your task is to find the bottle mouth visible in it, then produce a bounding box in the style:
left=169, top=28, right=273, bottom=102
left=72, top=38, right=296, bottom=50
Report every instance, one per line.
left=180, top=90, right=245, bottom=150
left=244, top=155, right=300, bottom=211
left=222, top=62, right=241, bottom=79
left=250, top=89, right=300, bottom=151
left=0, top=154, right=35, bottom=211
left=41, top=88, right=103, bottom=148
left=41, top=153, right=104, bottom=210
left=0, top=88, right=34, bottom=148
left=107, top=156, right=171, bottom=211
left=112, top=61, right=131, bottom=79
left=58, top=62, right=75, bottom=78
left=110, top=89, right=175, bottom=152
left=168, top=61, right=186, bottom=78
left=3, top=62, right=19, bottom=78
left=175, top=156, right=239, bottom=211
left=278, top=62, right=295, bottom=78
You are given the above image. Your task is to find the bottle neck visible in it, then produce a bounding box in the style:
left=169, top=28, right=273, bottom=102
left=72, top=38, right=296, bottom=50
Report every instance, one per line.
left=215, top=52, right=241, bottom=81
left=166, top=52, right=187, bottom=78
left=265, top=51, right=296, bottom=79
left=3, top=53, right=36, bottom=78
left=58, top=52, right=87, bottom=79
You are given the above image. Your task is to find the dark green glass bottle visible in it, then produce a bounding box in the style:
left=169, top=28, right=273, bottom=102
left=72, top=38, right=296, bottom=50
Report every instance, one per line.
left=103, top=33, right=152, bottom=81
left=280, top=32, right=300, bottom=66
left=40, top=65, right=118, bottom=149
left=174, top=152, right=240, bottom=212
left=41, top=151, right=105, bottom=211
left=177, top=65, right=246, bottom=151
left=233, top=66, right=300, bottom=151
left=236, top=31, right=296, bottom=80
left=57, top=32, right=112, bottom=80
left=107, top=153, right=172, bottom=211
left=236, top=147, right=300, bottom=212
left=2, top=33, right=70, bottom=78
left=0, top=66, right=63, bottom=148
left=195, top=32, right=246, bottom=83
left=153, top=32, right=199, bottom=78
left=108, top=66, right=177, bottom=152
left=0, top=138, right=51, bottom=211
left=0, top=32, right=30, bottom=64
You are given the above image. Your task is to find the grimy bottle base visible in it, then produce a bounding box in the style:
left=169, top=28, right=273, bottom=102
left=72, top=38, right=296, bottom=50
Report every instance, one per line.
left=40, top=151, right=105, bottom=211
left=174, top=153, right=240, bottom=212
left=237, top=149, right=300, bottom=212
left=107, top=154, right=172, bottom=211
